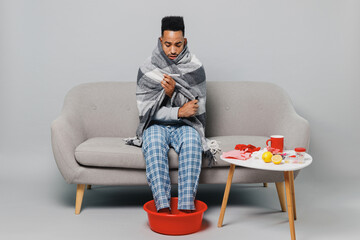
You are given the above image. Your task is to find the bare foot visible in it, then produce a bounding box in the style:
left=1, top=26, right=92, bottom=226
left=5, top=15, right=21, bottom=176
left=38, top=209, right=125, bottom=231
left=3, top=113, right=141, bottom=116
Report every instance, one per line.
left=158, top=208, right=171, bottom=214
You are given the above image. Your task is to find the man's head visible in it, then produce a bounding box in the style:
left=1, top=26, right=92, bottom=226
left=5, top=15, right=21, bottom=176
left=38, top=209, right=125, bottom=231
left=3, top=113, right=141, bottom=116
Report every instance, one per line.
left=160, top=16, right=187, bottom=60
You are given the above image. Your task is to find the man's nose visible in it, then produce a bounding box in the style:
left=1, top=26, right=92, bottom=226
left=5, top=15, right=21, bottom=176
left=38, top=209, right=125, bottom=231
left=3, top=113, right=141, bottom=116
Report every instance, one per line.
left=170, top=46, right=177, bottom=54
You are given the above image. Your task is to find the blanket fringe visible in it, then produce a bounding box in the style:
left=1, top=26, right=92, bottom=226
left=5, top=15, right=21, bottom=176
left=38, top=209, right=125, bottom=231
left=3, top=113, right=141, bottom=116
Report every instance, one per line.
left=123, top=137, right=142, bottom=147
left=204, top=139, right=221, bottom=167
left=203, top=150, right=216, bottom=167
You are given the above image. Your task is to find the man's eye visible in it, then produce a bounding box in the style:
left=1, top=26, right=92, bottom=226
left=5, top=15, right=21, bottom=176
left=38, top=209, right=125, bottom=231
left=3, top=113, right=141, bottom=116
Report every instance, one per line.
left=165, top=44, right=171, bottom=47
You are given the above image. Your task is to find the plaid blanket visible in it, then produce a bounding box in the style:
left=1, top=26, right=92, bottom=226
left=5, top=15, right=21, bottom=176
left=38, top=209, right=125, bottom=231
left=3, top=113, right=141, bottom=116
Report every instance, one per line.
left=125, top=39, right=219, bottom=166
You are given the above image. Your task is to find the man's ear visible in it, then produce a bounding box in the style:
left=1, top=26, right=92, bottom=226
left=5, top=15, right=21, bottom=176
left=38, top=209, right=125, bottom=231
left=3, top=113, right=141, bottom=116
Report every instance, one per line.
left=159, top=37, right=163, bottom=43
left=184, top=38, right=187, bottom=46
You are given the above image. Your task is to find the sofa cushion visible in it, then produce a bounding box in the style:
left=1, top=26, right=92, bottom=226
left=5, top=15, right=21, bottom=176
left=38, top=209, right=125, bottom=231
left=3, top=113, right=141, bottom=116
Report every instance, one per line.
left=75, top=135, right=269, bottom=169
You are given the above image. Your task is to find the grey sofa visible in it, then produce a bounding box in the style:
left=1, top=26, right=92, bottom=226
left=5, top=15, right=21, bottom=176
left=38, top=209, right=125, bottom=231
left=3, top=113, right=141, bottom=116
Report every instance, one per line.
left=51, top=81, right=310, bottom=214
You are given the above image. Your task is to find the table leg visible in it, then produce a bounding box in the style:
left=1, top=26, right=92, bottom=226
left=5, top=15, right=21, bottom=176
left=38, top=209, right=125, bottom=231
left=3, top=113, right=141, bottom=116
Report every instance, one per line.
left=284, top=171, right=296, bottom=240
left=217, top=164, right=236, bottom=228
left=290, top=171, right=297, bottom=220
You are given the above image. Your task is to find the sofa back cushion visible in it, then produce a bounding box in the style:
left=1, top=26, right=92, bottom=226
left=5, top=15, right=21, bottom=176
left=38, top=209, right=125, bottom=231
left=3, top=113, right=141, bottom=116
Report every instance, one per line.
left=205, top=81, right=295, bottom=137
left=63, top=82, right=139, bottom=138
left=63, top=81, right=295, bottom=138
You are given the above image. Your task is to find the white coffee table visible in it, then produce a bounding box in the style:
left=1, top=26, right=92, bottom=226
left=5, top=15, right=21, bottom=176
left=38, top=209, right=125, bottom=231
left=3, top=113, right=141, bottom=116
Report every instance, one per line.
left=217, top=151, right=312, bottom=240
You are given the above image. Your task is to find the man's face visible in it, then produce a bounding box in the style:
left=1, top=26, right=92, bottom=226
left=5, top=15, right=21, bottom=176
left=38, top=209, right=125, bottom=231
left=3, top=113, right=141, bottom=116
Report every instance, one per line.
left=160, top=30, right=187, bottom=60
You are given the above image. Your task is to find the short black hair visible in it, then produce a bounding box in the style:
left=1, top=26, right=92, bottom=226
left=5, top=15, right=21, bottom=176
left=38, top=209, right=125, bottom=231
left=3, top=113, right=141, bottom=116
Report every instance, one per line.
left=161, top=16, right=185, bottom=36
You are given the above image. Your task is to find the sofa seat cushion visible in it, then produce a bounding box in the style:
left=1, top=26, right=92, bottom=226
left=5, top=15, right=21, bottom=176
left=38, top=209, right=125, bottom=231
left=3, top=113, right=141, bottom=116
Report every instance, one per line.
left=75, top=135, right=269, bottom=169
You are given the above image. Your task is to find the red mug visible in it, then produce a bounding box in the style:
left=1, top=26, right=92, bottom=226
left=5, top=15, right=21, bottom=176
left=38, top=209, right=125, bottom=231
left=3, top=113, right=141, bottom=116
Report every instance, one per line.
left=266, top=135, right=284, bottom=152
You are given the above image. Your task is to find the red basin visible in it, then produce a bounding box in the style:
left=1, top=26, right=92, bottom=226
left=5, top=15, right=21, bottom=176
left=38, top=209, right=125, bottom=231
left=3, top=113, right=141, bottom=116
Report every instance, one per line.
left=143, top=197, right=208, bottom=235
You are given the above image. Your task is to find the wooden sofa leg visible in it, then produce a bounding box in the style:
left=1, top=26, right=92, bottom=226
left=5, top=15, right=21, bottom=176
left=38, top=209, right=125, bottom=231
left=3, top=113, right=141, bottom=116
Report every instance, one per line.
left=87, top=185, right=92, bottom=190
left=275, top=182, right=286, bottom=212
left=263, top=183, right=268, bottom=187
left=75, top=184, right=86, bottom=215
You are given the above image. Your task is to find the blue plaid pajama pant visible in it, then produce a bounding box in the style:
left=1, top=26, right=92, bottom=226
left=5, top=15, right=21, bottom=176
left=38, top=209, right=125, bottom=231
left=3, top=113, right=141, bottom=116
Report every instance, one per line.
left=142, top=124, right=202, bottom=211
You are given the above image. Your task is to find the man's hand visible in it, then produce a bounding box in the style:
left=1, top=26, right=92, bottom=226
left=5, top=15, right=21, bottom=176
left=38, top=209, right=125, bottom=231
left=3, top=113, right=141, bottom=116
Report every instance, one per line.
left=161, top=74, right=176, bottom=98
left=178, top=100, right=199, bottom=118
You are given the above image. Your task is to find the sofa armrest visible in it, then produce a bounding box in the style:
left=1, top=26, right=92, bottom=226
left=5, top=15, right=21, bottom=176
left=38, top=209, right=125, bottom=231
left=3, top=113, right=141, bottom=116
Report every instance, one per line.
left=51, top=114, right=87, bottom=183
left=274, top=111, right=310, bottom=150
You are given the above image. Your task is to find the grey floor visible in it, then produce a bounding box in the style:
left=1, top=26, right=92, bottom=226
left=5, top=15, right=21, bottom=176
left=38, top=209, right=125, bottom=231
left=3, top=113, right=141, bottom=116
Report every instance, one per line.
left=1, top=155, right=359, bottom=240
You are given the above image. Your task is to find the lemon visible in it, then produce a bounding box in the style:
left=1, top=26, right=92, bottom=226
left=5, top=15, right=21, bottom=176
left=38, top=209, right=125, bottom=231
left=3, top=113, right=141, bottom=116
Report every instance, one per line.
left=271, top=154, right=283, bottom=164
left=262, top=151, right=273, bottom=163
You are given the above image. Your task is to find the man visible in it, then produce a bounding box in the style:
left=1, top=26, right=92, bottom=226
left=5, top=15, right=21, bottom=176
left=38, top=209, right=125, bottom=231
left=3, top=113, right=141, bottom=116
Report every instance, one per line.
left=126, top=16, right=214, bottom=213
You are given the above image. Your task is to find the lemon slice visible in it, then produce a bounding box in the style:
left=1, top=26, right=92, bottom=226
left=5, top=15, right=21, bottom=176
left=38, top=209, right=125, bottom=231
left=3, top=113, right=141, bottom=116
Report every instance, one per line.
left=271, top=154, right=283, bottom=164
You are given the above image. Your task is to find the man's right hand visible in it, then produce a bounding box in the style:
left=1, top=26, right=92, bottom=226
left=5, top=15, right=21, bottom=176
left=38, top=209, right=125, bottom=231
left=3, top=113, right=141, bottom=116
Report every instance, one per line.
left=178, top=100, right=199, bottom=118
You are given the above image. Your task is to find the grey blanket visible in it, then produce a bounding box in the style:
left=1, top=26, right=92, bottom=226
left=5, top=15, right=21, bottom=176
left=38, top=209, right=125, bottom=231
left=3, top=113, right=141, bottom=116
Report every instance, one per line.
left=125, top=39, right=219, bottom=166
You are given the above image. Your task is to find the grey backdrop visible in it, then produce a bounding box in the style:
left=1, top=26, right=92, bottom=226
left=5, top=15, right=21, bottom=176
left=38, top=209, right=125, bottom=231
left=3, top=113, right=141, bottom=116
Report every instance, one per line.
left=1, top=0, right=359, bottom=194
left=1, top=0, right=359, bottom=182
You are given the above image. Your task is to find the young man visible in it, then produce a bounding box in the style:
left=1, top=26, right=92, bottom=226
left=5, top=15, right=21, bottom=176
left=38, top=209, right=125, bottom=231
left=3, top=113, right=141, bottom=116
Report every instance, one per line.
left=126, top=16, right=212, bottom=213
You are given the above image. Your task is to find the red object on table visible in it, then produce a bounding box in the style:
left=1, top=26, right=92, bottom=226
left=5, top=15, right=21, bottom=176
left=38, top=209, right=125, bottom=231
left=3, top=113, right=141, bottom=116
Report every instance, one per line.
left=267, top=146, right=281, bottom=154
left=235, top=144, right=261, bottom=153
left=221, top=144, right=261, bottom=160
left=221, top=150, right=252, bottom=160
left=294, top=147, right=306, bottom=152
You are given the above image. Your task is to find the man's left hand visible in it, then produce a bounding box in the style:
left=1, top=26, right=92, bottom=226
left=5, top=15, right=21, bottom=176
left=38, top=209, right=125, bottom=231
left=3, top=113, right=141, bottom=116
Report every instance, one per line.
left=162, top=74, right=176, bottom=98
